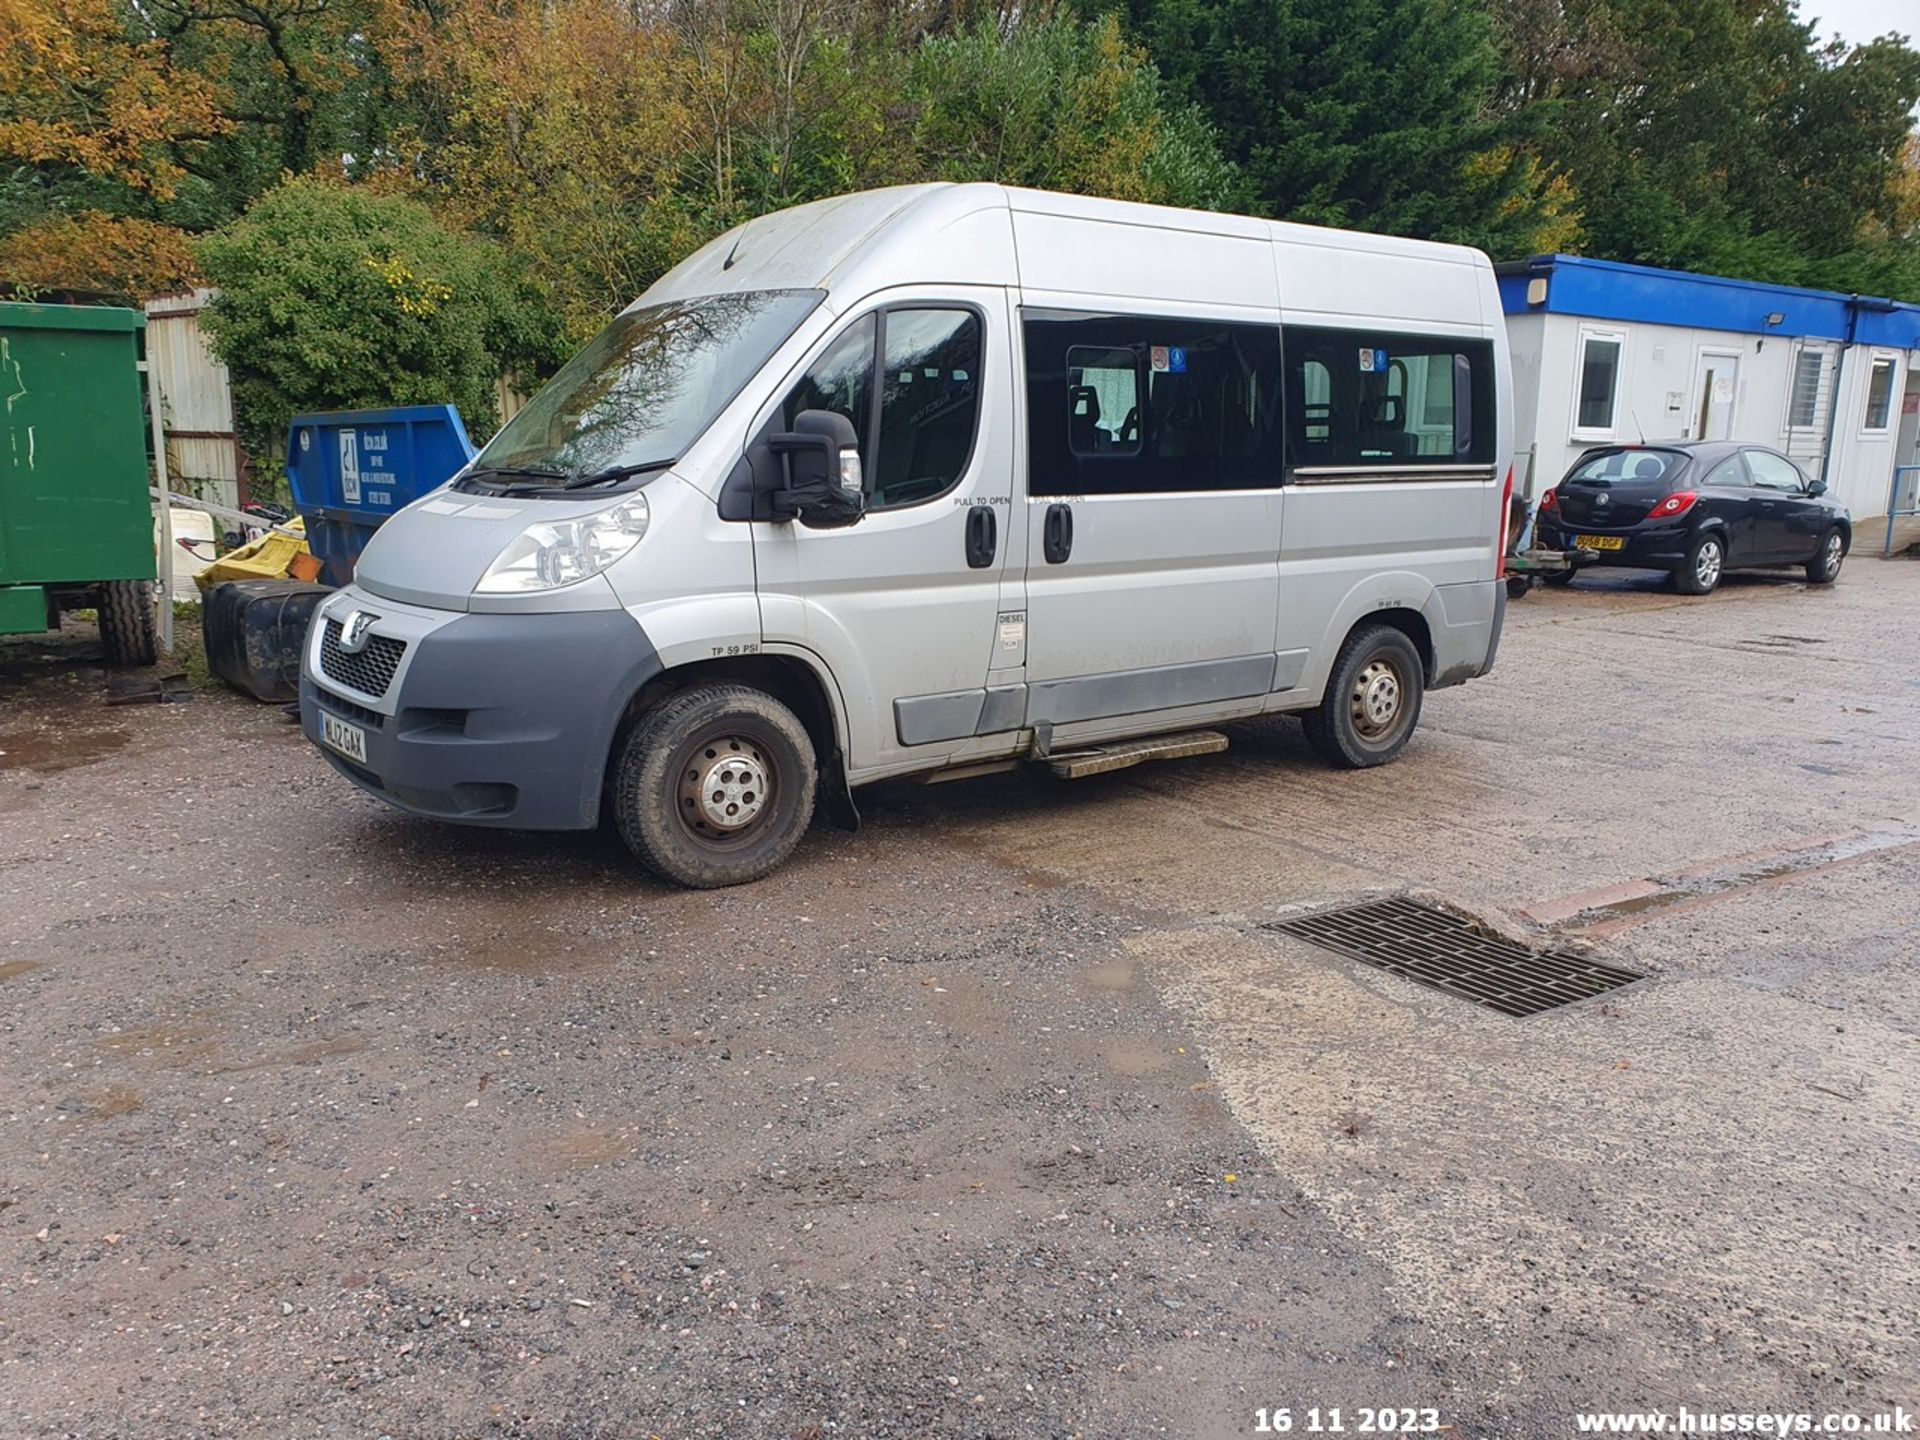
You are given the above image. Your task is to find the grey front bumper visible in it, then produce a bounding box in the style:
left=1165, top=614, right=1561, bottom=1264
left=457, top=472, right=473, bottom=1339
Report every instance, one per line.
left=302, top=606, right=661, bottom=831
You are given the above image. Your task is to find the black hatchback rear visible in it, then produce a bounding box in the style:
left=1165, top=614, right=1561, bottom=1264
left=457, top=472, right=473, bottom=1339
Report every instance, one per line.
left=1534, top=441, right=1851, bottom=595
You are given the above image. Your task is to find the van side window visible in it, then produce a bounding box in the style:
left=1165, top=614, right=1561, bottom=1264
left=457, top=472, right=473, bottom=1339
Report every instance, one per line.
left=873, top=308, right=983, bottom=509
left=784, top=314, right=874, bottom=451
left=1283, top=327, right=1495, bottom=473
left=1024, top=311, right=1282, bottom=496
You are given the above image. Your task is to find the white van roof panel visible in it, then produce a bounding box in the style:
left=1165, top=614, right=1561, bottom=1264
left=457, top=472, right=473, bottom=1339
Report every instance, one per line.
left=635, top=183, right=1494, bottom=330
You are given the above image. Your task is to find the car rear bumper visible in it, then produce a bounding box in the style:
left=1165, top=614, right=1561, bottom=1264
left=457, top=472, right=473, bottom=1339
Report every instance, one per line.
left=1536, top=517, right=1692, bottom=568
left=301, top=597, right=661, bottom=830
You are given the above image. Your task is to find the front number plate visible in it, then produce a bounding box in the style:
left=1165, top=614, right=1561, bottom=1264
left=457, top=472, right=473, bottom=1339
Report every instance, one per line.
left=1576, top=533, right=1625, bottom=551
left=321, top=713, right=367, bottom=765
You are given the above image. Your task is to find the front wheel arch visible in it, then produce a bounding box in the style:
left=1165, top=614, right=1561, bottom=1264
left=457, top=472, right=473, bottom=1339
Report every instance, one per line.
left=603, top=654, right=852, bottom=829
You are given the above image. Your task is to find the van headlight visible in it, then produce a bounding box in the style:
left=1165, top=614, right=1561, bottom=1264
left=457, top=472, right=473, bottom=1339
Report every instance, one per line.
left=475, top=493, right=650, bottom=594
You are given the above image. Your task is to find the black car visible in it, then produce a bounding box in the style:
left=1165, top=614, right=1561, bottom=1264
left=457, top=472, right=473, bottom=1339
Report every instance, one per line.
left=1533, top=441, right=1851, bottom=595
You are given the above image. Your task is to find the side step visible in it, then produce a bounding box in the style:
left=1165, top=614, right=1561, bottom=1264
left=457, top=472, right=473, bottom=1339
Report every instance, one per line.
left=1046, top=729, right=1228, bottom=779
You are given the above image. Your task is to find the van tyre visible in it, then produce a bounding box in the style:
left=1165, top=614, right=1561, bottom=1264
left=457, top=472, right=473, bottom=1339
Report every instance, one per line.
left=1301, top=623, right=1424, bottom=769
left=98, top=580, right=157, bottom=667
left=1674, top=533, right=1724, bottom=595
left=613, top=683, right=817, bottom=889
left=1805, top=528, right=1845, bottom=585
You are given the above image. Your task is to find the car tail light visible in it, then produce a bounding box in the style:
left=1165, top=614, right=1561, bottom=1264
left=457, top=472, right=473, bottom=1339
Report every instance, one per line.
left=1496, top=467, right=1513, bottom=573
left=1538, top=488, right=1557, bottom=512
left=1647, top=491, right=1698, bottom=520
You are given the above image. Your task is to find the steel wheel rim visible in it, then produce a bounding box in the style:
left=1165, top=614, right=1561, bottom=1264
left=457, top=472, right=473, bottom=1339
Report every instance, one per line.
left=675, top=732, right=777, bottom=851
left=1696, top=539, right=1722, bottom=588
left=1823, top=533, right=1842, bottom=576
left=1349, top=656, right=1406, bottom=741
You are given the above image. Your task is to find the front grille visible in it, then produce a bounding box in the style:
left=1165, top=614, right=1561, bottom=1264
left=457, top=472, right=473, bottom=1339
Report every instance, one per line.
left=1264, top=897, right=1645, bottom=1018
left=319, top=618, right=406, bottom=698
left=312, top=688, right=385, bottom=729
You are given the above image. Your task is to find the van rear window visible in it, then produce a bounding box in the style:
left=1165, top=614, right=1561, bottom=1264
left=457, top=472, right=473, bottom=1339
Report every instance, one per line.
left=1283, top=327, right=1495, bottom=474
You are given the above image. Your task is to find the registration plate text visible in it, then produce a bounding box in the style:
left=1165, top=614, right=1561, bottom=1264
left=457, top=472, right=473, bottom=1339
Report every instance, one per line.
left=321, top=713, right=367, bottom=764
left=1576, top=533, right=1625, bottom=551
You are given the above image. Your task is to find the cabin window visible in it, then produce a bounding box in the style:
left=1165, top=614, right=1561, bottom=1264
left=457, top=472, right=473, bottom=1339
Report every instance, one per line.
left=1573, top=328, right=1625, bottom=437
left=1282, top=327, right=1495, bottom=472
left=784, top=315, right=875, bottom=454
left=871, top=308, right=983, bottom=509
left=783, top=305, right=984, bottom=511
left=1787, top=347, right=1825, bottom=428
left=1863, top=355, right=1898, bottom=432
left=1023, top=311, right=1282, bottom=496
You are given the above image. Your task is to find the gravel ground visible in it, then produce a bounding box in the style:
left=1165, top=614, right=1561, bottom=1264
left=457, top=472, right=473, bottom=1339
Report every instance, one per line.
left=3, top=559, right=1917, bottom=1439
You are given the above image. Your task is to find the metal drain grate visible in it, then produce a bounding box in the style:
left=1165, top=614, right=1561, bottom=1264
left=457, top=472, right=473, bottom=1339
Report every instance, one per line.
left=1265, top=896, right=1644, bottom=1018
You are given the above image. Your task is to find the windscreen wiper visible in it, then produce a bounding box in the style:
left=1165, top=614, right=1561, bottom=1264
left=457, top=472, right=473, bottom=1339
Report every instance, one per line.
left=558, top=458, right=679, bottom=491
left=459, top=463, right=567, bottom=493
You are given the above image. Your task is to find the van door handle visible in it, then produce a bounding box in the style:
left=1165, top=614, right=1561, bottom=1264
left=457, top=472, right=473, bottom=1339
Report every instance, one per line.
left=965, top=505, right=997, bottom=569
left=1043, top=503, right=1073, bottom=564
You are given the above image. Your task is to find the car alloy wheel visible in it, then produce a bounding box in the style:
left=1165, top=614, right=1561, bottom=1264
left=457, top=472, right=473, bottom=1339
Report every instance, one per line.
left=1694, top=537, right=1722, bottom=590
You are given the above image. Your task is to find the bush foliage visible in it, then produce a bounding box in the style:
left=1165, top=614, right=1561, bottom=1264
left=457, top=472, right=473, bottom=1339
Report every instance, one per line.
left=195, top=179, right=563, bottom=461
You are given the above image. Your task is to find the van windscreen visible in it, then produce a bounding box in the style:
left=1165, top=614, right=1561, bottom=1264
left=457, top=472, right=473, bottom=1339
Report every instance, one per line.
left=468, top=289, right=824, bottom=486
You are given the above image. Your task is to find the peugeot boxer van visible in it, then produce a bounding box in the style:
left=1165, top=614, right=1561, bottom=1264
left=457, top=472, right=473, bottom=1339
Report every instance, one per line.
left=301, top=184, right=1512, bottom=888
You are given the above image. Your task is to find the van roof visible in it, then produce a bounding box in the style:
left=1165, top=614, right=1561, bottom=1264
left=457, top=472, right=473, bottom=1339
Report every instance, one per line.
left=641, top=184, right=1494, bottom=329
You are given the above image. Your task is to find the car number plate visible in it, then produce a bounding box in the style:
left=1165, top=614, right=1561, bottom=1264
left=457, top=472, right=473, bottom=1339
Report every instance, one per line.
left=1576, top=534, right=1625, bottom=551
left=321, top=713, right=367, bottom=765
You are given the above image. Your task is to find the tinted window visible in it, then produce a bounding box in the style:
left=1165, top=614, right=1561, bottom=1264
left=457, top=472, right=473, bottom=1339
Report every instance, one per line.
left=1577, top=334, right=1622, bottom=432
left=784, top=315, right=874, bottom=443
left=1746, top=451, right=1804, bottom=492
left=1568, top=448, right=1684, bottom=485
left=1698, top=455, right=1748, bottom=488
left=782, top=307, right=983, bottom=512
left=474, top=289, right=823, bottom=483
left=1025, top=312, right=1281, bottom=495
left=1283, top=328, right=1494, bottom=471
left=873, top=309, right=982, bottom=509
left=1067, top=347, right=1142, bottom=457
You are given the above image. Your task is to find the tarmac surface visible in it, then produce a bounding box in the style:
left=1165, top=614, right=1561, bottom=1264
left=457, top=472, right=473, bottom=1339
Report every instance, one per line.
left=2, top=557, right=1916, bottom=1439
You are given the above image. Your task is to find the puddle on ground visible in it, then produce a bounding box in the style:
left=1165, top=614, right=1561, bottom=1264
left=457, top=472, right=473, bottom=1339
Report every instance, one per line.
left=1081, top=959, right=1140, bottom=993
left=56, top=1086, right=144, bottom=1121
left=0, top=959, right=47, bottom=982
left=1571, top=828, right=1920, bottom=928
left=545, top=1129, right=634, bottom=1168
left=1103, top=1037, right=1174, bottom=1077
left=216, top=1037, right=368, bottom=1073
left=0, top=728, right=131, bottom=774
left=424, top=927, right=613, bottom=972
left=94, top=1022, right=220, bottom=1069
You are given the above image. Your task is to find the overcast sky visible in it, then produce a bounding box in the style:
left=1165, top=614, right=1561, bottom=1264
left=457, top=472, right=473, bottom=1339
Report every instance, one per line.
left=1800, top=0, right=1915, bottom=47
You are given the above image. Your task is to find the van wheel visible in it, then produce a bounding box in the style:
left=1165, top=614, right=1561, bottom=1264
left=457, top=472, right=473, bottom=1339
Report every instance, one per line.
left=612, top=683, right=817, bottom=889
left=98, top=580, right=157, bottom=667
left=1301, top=624, right=1424, bottom=769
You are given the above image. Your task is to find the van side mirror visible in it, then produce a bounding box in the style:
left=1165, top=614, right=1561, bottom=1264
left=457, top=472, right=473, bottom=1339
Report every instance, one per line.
left=1806, top=478, right=1827, bottom=497
left=768, top=409, right=865, bottom=529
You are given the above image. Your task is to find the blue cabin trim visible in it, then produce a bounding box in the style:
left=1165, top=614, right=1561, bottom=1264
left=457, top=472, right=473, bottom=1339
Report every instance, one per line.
left=1496, top=255, right=1920, bottom=351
